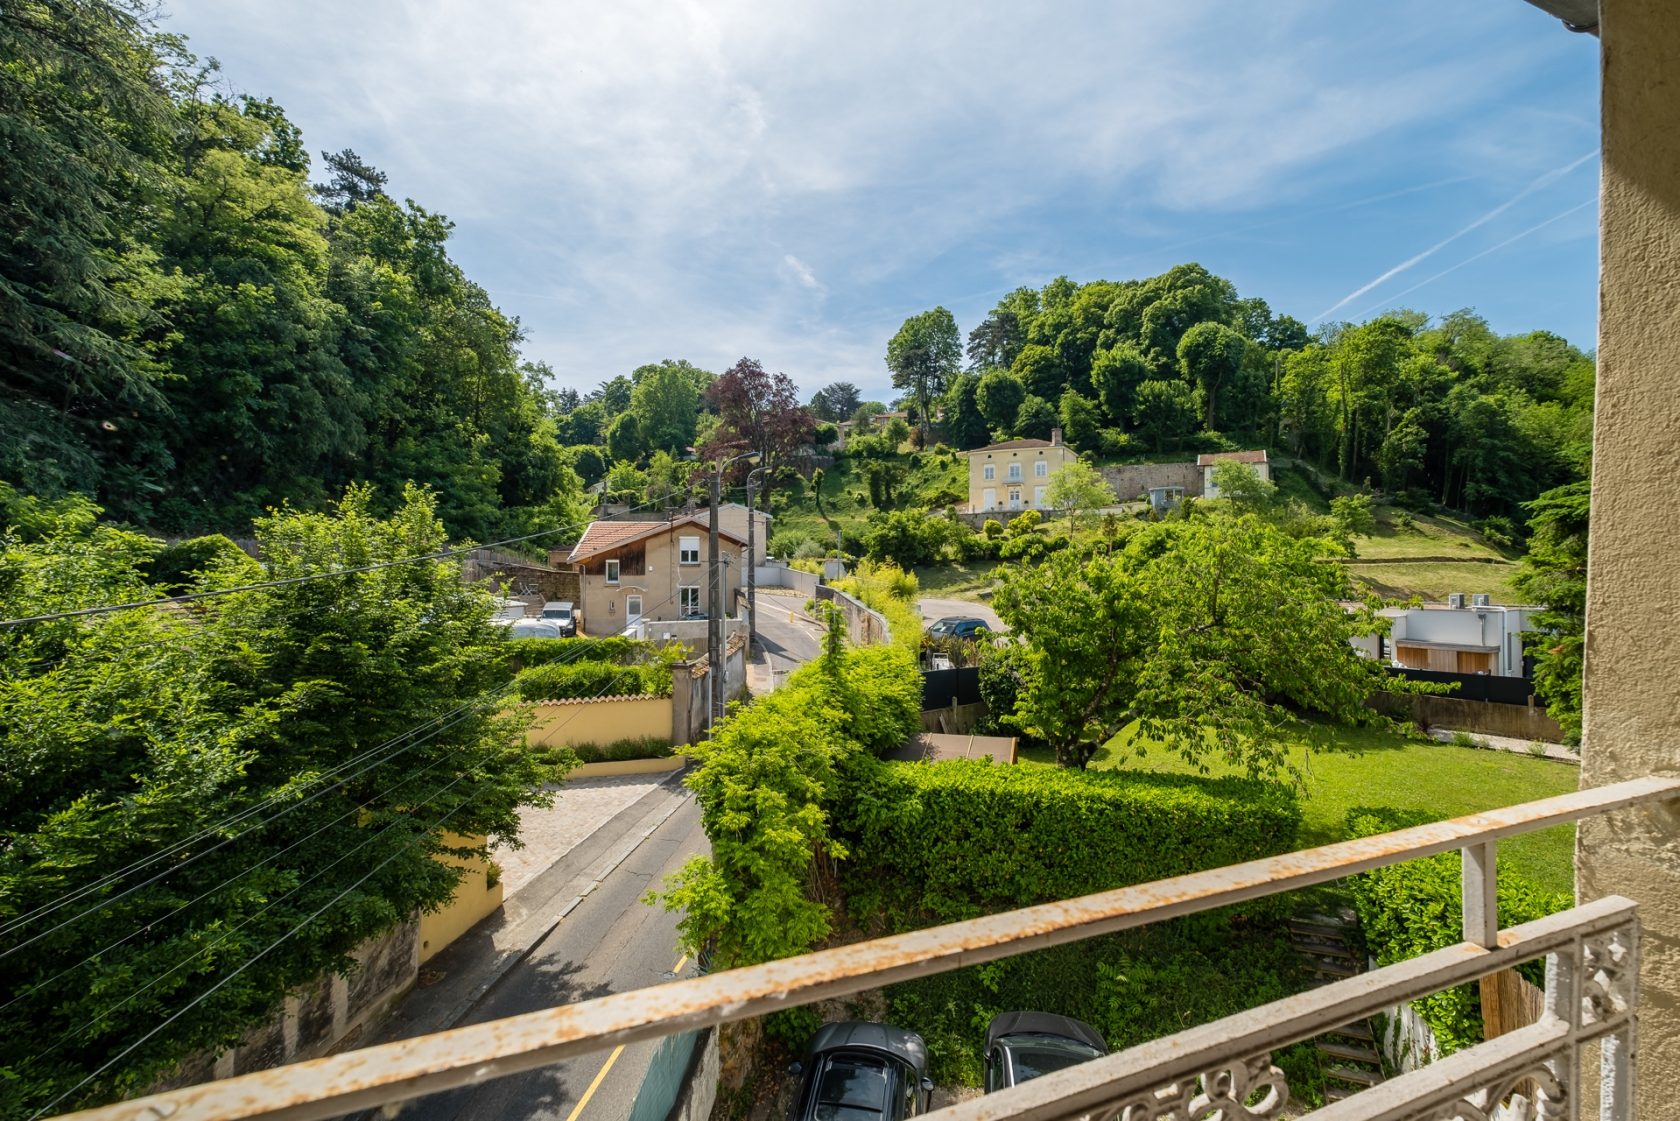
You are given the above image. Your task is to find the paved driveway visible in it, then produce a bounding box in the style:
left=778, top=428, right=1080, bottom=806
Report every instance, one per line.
left=918, top=596, right=1004, bottom=634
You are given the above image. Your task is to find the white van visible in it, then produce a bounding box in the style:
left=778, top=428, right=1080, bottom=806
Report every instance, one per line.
left=540, top=600, right=577, bottom=636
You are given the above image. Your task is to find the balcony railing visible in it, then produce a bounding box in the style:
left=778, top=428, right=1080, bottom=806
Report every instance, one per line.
left=51, top=775, right=1677, bottom=1121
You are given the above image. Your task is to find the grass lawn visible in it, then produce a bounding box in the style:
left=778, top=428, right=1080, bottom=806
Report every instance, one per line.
left=1345, top=559, right=1523, bottom=603
left=1022, top=723, right=1578, bottom=894
left=912, top=558, right=1002, bottom=600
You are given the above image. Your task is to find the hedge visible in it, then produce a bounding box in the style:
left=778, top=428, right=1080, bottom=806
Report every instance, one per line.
left=531, top=736, right=674, bottom=768
left=506, top=635, right=649, bottom=668
left=1344, top=810, right=1570, bottom=1055
left=512, top=659, right=671, bottom=701
left=837, top=759, right=1301, bottom=925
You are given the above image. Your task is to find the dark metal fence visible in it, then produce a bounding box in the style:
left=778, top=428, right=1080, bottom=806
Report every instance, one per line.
left=1384, top=667, right=1537, bottom=705
left=922, top=666, right=982, bottom=710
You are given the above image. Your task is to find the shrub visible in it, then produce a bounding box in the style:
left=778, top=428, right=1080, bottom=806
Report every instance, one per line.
left=513, top=659, right=672, bottom=700
left=982, top=518, right=1003, bottom=539
left=506, top=635, right=649, bottom=669
left=837, top=760, right=1301, bottom=925
left=535, top=736, right=673, bottom=765
left=144, top=534, right=249, bottom=590
left=1344, top=810, right=1570, bottom=1054
left=769, top=529, right=815, bottom=558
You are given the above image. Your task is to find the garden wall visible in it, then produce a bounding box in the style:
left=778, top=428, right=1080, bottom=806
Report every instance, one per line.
left=753, top=563, right=821, bottom=596
left=1370, top=693, right=1566, bottom=743
left=525, top=695, right=674, bottom=748
left=1099, top=460, right=1203, bottom=502
left=815, top=584, right=890, bottom=646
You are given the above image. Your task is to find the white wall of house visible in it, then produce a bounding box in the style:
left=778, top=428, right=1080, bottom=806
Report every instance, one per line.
left=1384, top=604, right=1537, bottom=677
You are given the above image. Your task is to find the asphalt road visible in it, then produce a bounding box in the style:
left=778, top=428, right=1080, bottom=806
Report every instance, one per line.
left=752, top=594, right=826, bottom=684
left=917, top=596, right=1004, bottom=634
left=401, top=795, right=708, bottom=1121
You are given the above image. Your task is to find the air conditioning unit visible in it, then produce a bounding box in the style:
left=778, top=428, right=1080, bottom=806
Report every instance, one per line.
left=1448, top=593, right=1467, bottom=609
left=1471, top=593, right=1492, bottom=608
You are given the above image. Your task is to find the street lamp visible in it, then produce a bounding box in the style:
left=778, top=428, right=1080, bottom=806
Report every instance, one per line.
left=708, top=449, right=759, bottom=727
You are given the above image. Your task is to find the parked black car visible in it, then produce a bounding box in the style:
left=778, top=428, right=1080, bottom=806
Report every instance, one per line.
left=789, top=1021, right=932, bottom=1121
left=926, top=616, right=989, bottom=640
left=982, top=1012, right=1107, bottom=1092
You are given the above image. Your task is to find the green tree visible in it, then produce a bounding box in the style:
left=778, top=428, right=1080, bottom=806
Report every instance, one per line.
left=1512, top=482, right=1589, bottom=742
left=1044, top=460, right=1117, bottom=527
left=1014, top=395, right=1057, bottom=441
left=976, top=369, right=1026, bottom=434
left=993, top=514, right=1385, bottom=773
left=1177, top=321, right=1247, bottom=430
left=606, top=411, right=647, bottom=463
left=0, top=487, right=549, bottom=1114
left=629, top=360, right=703, bottom=452
left=943, top=373, right=990, bottom=450
left=1208, top=461, right=1277, bottom=514
left=886, top=307, right=962, bottom=446
left=1089, top=343, right=1151, bottom=426
left=809, top=382, right=862, bottom=423
left=1058, top=389, right=1102, bottom=450
left=1132, top=380, right=1198, bottom=451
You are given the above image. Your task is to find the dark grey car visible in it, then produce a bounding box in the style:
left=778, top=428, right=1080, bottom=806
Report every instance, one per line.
left=789, top=1021, right=933, bottom=1121
left=982, top=1012, right=1107, bottom=1092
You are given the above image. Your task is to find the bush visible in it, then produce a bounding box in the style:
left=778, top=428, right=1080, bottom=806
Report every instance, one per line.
left=1344, top=810, right=1570, bottom=1054
left=513, top=659, right=672, bottom=700
left=769, top=529, right=815, bottom=558
left=982, top=518, right=1003, bottom=539
left=533, top=736, right=673, bottom=766
left=506, top=635, right=649, bottom=669
left=144, top=534, right=249, bottom=590
left=837, top=760, right=1301, bottom=925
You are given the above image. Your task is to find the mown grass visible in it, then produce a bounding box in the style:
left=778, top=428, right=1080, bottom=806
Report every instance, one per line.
left=1022, top=723, right=1578, bottom=894
left=1346, top=559, right=1523, bottom=603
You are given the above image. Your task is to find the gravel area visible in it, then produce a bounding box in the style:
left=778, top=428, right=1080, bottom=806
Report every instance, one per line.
left=492, top=773, right=675, bottom=898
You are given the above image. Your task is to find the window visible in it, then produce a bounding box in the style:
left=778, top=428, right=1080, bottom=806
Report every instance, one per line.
left=1007, top=463, right=1022, bottom=481
left=983, top=463, right=995, bottom=481
left=678, top=535, right=700, bottom=565
left=1035, top=459, right=1048, bottom=478
left=605, top=559, right=620, bottom=585
left=680, top=586, right=702, bottom=616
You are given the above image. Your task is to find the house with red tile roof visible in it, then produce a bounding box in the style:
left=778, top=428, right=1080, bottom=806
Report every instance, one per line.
left=1195, top=449, right=1270, bottom=499
left=561, top=514, right=748, bottom=634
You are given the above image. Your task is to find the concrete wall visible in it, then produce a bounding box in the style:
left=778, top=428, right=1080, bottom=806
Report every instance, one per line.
left=1578, top=6, right=1680, bottom=1116
left=525, top=695, right=674, bottom=748
left=626, top=616, right=746, bottom=657
left=754, top=563, right=821, bottom=597
left=815, top=584, right=890, bottom=646
left=1369, top=693, right=1566, bottom=744
left=1099, top=460, right=1203, bottom=502
left=670, top=635, right=749, bottom=744
left=919, top=701, right=988, bottom=735
left=419, top=833, right=505, bottom=965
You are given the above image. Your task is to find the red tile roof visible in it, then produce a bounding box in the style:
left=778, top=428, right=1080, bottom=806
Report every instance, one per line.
left=973, top=438, right=1053, bottom=451
left=568, top=514, right=747, bottom=563
left=1196, top=450, right=1270, bottom=467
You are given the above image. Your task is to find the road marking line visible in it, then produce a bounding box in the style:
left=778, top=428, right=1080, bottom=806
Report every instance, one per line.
left=672, top=953, right=688, bottom=974
left=563, top=1044, right=624, bottom=1121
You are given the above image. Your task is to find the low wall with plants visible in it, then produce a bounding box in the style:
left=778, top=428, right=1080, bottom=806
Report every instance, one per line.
left=513, top=659, right=672, bottom=701
left=1343, top=811, right=1570, bottom=1056
left=837, top=760, right=1302, bottom=925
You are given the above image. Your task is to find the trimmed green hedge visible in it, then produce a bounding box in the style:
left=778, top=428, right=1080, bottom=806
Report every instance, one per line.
left=507, top=635, right=649, bottom=668
left=838, top=760, right=1301, bottom=925
left=513, top=659, right=671, bottom=701
left=1344, top=810, right=1570, bottom=1055
left=531, top=736, right=674, bottom=768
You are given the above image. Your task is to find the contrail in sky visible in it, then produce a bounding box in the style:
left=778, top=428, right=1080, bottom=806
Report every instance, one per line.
left=1354, top=198, right=1596, bottom=320
left=1309, top=149, right=1598, bottom=324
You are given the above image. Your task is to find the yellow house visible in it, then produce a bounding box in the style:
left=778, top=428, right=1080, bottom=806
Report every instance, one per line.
left=964, top=429, right=1075, bottom=513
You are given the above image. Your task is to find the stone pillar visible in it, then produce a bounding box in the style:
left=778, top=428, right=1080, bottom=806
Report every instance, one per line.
left=1577, top=2, right=1680, bottom=1115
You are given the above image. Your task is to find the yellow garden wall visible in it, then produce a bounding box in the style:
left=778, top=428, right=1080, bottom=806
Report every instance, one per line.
left=524, top=695, right=673, bottom=748
left=418, top=831, right=504, bottom=965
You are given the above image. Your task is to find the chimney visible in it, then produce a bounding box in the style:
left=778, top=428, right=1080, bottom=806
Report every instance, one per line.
left=1050, top=427, right=1063, bottom=446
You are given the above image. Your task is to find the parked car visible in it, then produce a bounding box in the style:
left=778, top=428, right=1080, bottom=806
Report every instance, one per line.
left=540, top=600, right=577, bottom=636
left=926, top=616, right=990, bottom=640
left=982, top=1012, right=1107, bottom=1092
left=788, top=1021, right=932, bottom=1121
left=501, top=618, right=563, bottom=640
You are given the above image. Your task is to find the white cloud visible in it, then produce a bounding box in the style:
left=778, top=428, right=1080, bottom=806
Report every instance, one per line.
left=163, top=0, right=1583, bottom=394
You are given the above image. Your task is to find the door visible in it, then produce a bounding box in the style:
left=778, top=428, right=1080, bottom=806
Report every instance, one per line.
left=1008, top=488, right=1022, bottom=509
left=982, top=487, right=996, bottom=510
left=625, top=595, right=642, bottom=626
left=1033, top=485, right=1047, bottom=508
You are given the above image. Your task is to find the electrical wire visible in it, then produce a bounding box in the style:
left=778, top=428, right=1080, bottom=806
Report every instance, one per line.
left=0, top=585, right=693, bottom=947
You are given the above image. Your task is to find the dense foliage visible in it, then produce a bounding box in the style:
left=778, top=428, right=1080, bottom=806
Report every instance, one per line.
left=1344, top=812, right=1570, bottom=1054
left=655, top=597, right=922, bottom=969
left=993, top=512, right=1392, bottom=774
left=1512, top=482, right=1590, bottom=741
left=0, top=488, right=548, bottom=1115
left=838, top=760, right=1301, bottom=924
left=505, top=635, right=654, bottom=669
left=511, top=660, right=673, bottom=701
left=1, top=1, right=591, bottom=540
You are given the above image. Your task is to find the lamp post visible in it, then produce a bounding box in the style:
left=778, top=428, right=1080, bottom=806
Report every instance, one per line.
left=744, top=460, right=769, bottom=652
left=709, top=449, right=759, bottom=727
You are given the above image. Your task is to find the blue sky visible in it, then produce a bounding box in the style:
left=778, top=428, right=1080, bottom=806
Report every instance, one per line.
left=161, top=1, right=1601, bottom=401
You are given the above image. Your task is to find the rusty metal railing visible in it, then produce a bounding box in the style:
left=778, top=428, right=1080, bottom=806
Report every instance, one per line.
left=50, top=775, right=1680, bottom=1121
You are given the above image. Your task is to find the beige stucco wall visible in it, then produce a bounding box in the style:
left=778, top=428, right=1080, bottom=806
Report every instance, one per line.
left=1577, top=2, right=1680, bottom=1114
left=576, top=525, right=744, bottom=634
left=418, top=832, right=504, bottom=965
left=524, top=695, right=674, bottom=748
left=966, top=443, right=1075, bottom=511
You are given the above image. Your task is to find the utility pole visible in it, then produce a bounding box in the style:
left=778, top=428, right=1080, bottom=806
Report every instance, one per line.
left=708, top=469, right=724, bottom=727
left=745, top=460, right=767, bottom=655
